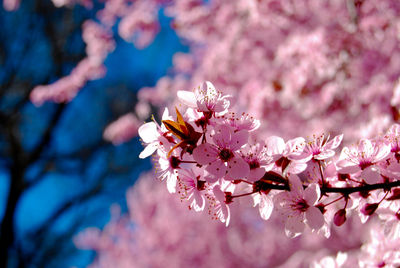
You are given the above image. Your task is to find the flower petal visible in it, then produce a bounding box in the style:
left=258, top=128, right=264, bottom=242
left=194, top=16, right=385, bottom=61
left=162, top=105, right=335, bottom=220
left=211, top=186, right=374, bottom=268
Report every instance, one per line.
left=288, top=174, right=304, bottom=195
left=166, top=174, right=177, bottom=193
left=138, top=122, right=158, bottom=143
left=227, top=156, right=250, bottom=179
left=314, top=149, right=335, bottom=160
left=139, top=143, right=158, bottom=159
left=230, top=130, right=249, bottom=150
left=193, top=143, right=218, bottom=165
left=265, top=136, right=285, bottom=156
left=361, top=166, right=381, bottom=184
left=177, top=90, right=197, bottom=107
left=285, top=215, right=305, bottom=238
left=206, top=160, right=227, bottom=178
left=338, top=165, right=360, bottom=174
left=325, top=134, right=343, bottom=150
left=305, top=206, right=325, bottom=230
left=304, top=183, right=320, bottom=205
left=258, top=194, right=273, bottom=220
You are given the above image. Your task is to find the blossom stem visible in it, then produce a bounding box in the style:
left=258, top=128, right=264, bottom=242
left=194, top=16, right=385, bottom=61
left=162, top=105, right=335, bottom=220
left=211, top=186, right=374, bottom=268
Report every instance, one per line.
left=231, top=191, right=257, bottom=199
left=323, top=195, right=345, bottom=207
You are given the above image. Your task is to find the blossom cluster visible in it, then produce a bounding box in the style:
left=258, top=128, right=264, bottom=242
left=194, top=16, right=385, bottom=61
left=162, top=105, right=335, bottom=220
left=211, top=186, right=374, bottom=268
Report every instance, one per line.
left=139, top=81, right=400, bottom=238
left=74, top=171, right=370, bottom=268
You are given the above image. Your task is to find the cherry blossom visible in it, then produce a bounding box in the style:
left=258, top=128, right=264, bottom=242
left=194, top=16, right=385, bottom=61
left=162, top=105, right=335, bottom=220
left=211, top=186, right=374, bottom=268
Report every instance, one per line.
left=274, top=174, right=325, bottom=237
left=192, top=125, right=249, bottom=180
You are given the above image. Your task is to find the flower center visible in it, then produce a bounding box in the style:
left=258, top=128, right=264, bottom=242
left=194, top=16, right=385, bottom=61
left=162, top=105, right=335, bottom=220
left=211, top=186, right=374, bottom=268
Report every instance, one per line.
left=218, top=148, right=234, bottom=162
left=249, top=159, right=260, bottom=170
left=169, top=156, right=181, bottom=169
left=359, top=160, right=372, bottom=170
left=293, top=199, right=309, bottom=212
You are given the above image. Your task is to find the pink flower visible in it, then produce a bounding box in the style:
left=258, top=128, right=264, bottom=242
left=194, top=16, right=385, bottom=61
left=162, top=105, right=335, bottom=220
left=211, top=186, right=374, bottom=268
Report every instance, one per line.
left=274, top=174, right=325, bottom=237
left=156, top=149, right=180, bottom=194
left=384, top=124, right=400, bottom=154
left=208, top=185, right=231, bottom=226
left=240, top=143, right=274, bottom=182
left=177, top=81, right=231, bottom=114
left=265, top=136, right=307, bottom=174
left=176, top=168, right=206, bottom=212
left=103, top=113, right=141, bottom=145
left=253, top=192, right=274, bottom=221
left=138, top=108, right=172, bottom=159
left=193, top=125, right=250, bottom=180
left=292, top=134, right=343, bottom=162
left=337, top=139, right=390, bottom=184
left=216, top=111, right=260, bottom=132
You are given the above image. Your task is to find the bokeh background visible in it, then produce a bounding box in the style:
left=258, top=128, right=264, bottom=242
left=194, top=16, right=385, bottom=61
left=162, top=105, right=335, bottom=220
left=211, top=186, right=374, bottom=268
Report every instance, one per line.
left=0, top=0, right=186, bottom=266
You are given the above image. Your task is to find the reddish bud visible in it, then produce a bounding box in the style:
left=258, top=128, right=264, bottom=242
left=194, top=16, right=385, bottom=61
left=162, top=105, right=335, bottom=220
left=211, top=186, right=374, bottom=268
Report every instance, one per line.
left=333, top=209, right=347, bottom=226
left=361, top=203, right=379, bottom=216
left=387, top=188, right=400, bottom=201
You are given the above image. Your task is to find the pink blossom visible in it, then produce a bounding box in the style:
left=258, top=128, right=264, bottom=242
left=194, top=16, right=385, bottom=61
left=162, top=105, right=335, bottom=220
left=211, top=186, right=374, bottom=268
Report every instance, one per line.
left=3, top=0, right=20, bottom=11
left=337, top=139, right=390, bottom=184
left=103, top=113, right=141, bottom=145
left=193, top=125, right=249, bottom=180
left=265, top=136, right=307, bottom=174
left=216, top=111, right=261, bottom=132
left=138, top=108, right=172, bottom=159
left=209, top=185, right=230, bottom=226
left=177, top=81, right=231, bottom=114
left=240, top=143, right=273, bottom=182
left=253, top=192, right=274, bottom=221
left=292, top=134, right=344, bottom=162
left=176, top=168, right=206, bottom=211
left=274, top=174, right=325, bottom=237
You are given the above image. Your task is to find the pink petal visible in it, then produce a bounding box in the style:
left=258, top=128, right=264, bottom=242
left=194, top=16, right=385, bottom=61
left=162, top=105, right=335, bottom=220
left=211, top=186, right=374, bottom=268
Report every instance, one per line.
left=358, top=139, right=373, bottom=156
left=177, top=90, right=197, bottom=107
left=338, top=165, right=360, bottom=174
left=204, top=174, right=219, bottom=183
left=286, top=162, right=308, bottom=174
left=285, top=215, right=305, bottom=238
left=166, top=175, right=177, bottom=194
left=285, top=137, right=305, bottom=155
left=139, top=143, right=158, bottom=159
left=265, top=136, right=285, bottom=155
left=361, top=166, right=381, bottom=184
left=304, top=183, right=320, bottom=205
left=138, top=122, right=158, bottom=143
left=192, top=192, right=205, bottom=212
left=230, top=130, right=249, bottom=150
left=314, top=149, right=335, bottom=160
left=305, top=206, right=325, bottom=230
left=288, top=174, right=304, bottom=195
left=213, top=125, right=232, bottom=147
left=373, top=143, right=391, bottom=162
left=289, top=151, right=312, bottom=161
left=325, top=134, right=343, bottom=150
left=248, top=168, right=265, bottom=182
left=206, top=160, right=227, bottom=178
left=227, top=156, right=250, bottom=179
left=258, top=194, right=273, bottom=220
left=193, top=143, right=218, bottom=165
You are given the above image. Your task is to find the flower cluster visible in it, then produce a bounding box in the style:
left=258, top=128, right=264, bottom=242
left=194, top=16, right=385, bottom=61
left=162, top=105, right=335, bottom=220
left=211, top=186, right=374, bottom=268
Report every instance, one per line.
left=139, top=81, right=400, bottom=238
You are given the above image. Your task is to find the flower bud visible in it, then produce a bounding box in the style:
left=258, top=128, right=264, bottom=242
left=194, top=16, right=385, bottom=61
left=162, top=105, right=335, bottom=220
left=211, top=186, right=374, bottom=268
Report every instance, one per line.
left=361, top=203, right=379, bottom=216
left=333, top=209, right=347, bottom=226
